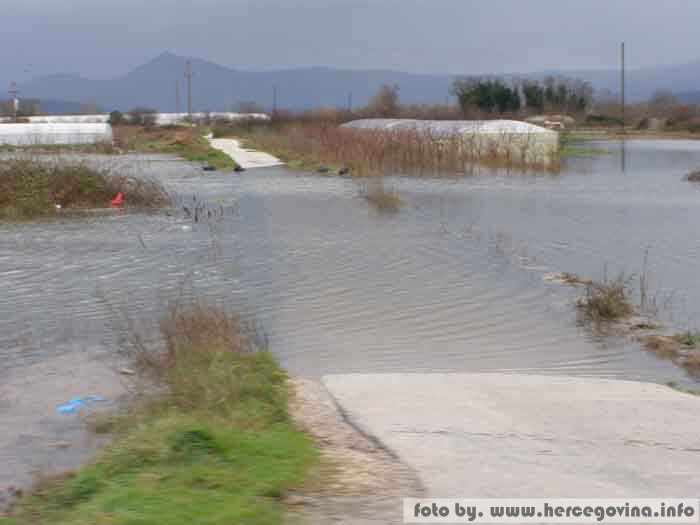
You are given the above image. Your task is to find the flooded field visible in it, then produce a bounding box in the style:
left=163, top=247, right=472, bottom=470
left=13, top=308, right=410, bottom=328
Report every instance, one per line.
left=1, top=140, right=699, bottom=386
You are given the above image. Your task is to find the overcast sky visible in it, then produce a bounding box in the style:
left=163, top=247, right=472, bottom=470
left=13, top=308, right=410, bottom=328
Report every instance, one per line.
left=2, top=0, right=699, bottom=84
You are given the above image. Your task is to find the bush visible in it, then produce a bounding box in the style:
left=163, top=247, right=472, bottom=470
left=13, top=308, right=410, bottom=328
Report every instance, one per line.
left=108, top=110, right=124, bottom=126
left=685, top=170, right=700, bottom=182
left=0, top=158, right=170, bottom=218
left=128, top=107, right=158, bottom=127
left=578, top=277, right=634, bottom=322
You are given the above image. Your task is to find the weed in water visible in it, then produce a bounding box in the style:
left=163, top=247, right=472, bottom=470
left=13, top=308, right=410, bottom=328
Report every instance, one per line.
left=360, top=180, right=403, bottom=213
left=578, top=276, right=634, bottom=322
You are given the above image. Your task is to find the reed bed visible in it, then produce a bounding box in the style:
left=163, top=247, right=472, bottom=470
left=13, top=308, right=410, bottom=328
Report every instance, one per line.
left=231, top=121, right=560, bottom=176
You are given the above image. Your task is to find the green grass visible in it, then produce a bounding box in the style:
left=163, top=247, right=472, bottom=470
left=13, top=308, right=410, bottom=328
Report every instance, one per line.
left=560, top=145, right=611, bottom=158
left=1, top=303, right=317, bottom=524
left=673, top=331, right=700, bottom=347
left=114, top=126, right=239, bottom=171
left=666, top=381, right=700, bottom=396
left=559, top=133, right=610, bottom=158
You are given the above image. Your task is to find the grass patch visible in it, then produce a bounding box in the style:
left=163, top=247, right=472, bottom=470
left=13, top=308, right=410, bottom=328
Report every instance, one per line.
left=114, top=126, right=239, bottom=171
left=672, top=331, right=700, bottom=347
left=641, top=333, right=700, bottom=379
left=665, top=381, right=700, bottom=396
left=577, top=277, right=634, bottom=322
left=1, top=301, right=317, bottom=524
left=0, top=158, right=170, bottom=219
left=560, top=145, right=610, bottom=157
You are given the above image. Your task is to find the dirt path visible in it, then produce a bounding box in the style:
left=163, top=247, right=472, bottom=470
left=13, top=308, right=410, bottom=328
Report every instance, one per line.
left=288, top=378, right=423, bottom=524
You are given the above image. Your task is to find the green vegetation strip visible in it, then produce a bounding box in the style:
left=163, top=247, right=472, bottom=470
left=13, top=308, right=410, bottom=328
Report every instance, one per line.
left=1, top=304, right=317, bottom=524
left=118, top=126, right=239, bottom=170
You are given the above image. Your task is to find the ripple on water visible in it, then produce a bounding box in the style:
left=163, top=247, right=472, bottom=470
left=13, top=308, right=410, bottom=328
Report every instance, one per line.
left=1, top=145, right=698, bottom=387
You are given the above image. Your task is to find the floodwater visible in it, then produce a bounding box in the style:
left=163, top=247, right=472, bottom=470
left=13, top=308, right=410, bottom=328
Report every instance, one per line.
left=1, top=140, right=699, bottom=386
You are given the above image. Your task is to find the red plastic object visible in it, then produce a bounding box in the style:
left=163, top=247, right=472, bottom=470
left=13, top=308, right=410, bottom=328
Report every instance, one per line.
left=110, top=193, right=124, bottom=207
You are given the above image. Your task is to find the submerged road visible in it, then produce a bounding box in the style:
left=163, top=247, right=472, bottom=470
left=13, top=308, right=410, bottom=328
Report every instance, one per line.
left=323, top=373, right=700, bottom=497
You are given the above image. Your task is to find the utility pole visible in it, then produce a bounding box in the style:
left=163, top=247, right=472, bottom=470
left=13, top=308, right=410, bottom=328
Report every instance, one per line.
left=621, top=42, right=626, bottom=131
left=185, top=60, right=193, bottom=121
left=272, top=85, right=278, bottom=116
left=175, top=79, right=180, bottom=115
left=347, top=92, right=353, bottom=113
left=8, top=82, right=19, bottom=122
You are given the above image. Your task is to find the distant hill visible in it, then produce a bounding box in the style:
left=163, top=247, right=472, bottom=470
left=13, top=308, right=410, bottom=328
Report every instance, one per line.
left=18, top=52, right=455, bottom=113
left=16, top=52, right=700, bottom=112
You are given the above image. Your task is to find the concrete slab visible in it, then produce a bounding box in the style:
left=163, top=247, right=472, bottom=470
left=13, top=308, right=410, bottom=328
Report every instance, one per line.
left=322, top=374, right=700, bottom=498
left=208, top=137, right=283, bottom=169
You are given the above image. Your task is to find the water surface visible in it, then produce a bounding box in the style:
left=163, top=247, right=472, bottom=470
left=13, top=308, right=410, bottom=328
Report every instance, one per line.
left=1, top=140, right=699, bottom=385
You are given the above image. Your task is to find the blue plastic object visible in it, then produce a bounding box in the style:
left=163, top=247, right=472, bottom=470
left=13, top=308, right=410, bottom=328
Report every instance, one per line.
left=56, top=396, right=107, bottom=414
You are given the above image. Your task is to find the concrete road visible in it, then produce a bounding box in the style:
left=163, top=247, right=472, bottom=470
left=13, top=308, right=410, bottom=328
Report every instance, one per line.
left=323, top=374, right=700, bottom=498
left=208, top=137, right=283, bottom=169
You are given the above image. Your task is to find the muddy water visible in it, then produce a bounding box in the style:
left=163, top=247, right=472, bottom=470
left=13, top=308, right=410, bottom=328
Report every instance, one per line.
left=1, top=141, right=699, bottom=387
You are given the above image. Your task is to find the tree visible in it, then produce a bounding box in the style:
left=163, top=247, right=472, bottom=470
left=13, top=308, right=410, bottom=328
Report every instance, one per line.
left=452, top=78, right=519, bottom=114
left=128, top=107, right=158, bottom=127
left=522, top=81, right=545, bottom=113
left=367, top=84, right=400, bottom=117
left=109, top=110, right=124, bottom=126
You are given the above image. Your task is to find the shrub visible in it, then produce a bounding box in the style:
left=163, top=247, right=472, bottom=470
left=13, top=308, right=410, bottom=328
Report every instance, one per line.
left=685, top=170, right=700, bottom=182
left=0, top=158, right=170, bottom=218
left=579, top=277, right=634, bottom=322
left=128, top=107, right=158, bottom=127
left=108, top=110, right=124, bottom=126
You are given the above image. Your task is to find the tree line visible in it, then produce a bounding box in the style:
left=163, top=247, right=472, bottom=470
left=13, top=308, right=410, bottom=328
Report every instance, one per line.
left=452, top=76, right=594, bottom=115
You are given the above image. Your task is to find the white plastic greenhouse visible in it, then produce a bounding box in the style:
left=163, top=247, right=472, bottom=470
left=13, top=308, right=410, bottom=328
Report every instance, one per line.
left=341, top=119, right=560, bottom=167
left=0, top=123, right=113, bottom=146
left=0, top=112, right=270, bottom=126
left=151, top=112, right=271, bottom=126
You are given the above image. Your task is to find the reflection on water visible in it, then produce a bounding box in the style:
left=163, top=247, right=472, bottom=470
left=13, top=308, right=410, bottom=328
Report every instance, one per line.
left=1, top=141, right=699, bottom=385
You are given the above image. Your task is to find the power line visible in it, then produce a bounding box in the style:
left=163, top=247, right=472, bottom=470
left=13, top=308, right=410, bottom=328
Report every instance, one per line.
left=621, top=42, right=626, bottom=130
left=175, top=79, right=180, bottom=115
left=185, top=60, right=193, bottom=121
left=8, top=81, right=19, bottom=122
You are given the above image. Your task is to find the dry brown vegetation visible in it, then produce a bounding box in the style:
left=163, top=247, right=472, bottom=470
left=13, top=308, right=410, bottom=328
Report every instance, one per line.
left=222, top=120, right=559, bottom=177
left=685, top=170, right=700, bottom=182
left=0, top=157, right=170, bottom=218
left=641, top=332, right=700, bottom=379
left=578, top=277, right=635, bottom=322
left=360, top=181, right=403, bottom=213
